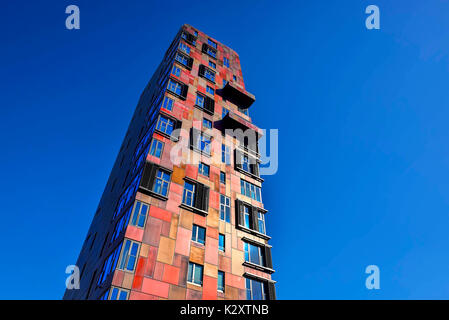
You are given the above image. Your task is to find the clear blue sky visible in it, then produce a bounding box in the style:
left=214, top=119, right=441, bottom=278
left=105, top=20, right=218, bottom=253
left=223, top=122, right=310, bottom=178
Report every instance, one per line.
left=1, top=0, right=449, bottom=299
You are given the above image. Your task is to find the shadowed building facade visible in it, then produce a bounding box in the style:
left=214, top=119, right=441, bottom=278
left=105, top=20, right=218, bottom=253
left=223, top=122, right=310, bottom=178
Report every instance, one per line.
left=63, top=24, right=275, bottom=300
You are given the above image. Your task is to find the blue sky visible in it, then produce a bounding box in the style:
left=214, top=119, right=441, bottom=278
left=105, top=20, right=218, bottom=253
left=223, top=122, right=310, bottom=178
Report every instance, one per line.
left=1, top=0, right=449, bottom=299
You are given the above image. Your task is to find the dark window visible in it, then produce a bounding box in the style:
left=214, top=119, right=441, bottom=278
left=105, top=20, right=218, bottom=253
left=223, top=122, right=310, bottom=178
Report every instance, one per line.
left=220, top=171, right=226, bottom=184
left=199, top=65, right=216, bottom=83
left=181, top=32, right=196, bottom=45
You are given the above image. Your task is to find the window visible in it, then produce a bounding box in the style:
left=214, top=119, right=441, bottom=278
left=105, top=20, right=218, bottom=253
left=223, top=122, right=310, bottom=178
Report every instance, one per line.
left=244, top=242, right=265, bottom=266
left=139, top=162, right=173, bottom=200
left=246, top=278, right=268, bottom=300
left=220, top=171, right=226, bottom=184
left=219, top=195, right=231, bottom=223
left=192, top=224, right=206, bottom=245
left=156, top=115, right=175, bottom=135
left=222, top=144, right=231, bottom=164
left=199, top=135, right=211, bottom=155
left=118, top=239, right=140, bottom=272
left=219, top=234, right=225, bottom=252
left=206, top=85, right=214, bottom=95
left=203, top=118, right=212, bottom=129
left=171, top=65, right=181, bottom=77
left=243, top=205, right=251, bottom=228
left=192, top=130, right=211, bottom=156
left=187, top=262, right=203, bottom=286
left=223, top=79, right=228, bottom=87
left=108, top=287, right=129, bottom=300
left=181, top=32, right=196, bottom=45
left=130, top=201, right=149, bottom=228
left=193, top=30, right=198, bottom=37
left=208, top=61, right=216, bottom=69
left=242, top=154, right=249, bottom=172
left=168, top=79, right=182, bottom=95
left=167, top=78, right=187, bottom=99
left=196, top=94, right=205, bottom=108
left=204, top=68, right=215, bottom=82
left=149, top=139, right=164, bottom=158
left=236, top=150, right=259, bottom=177
left=233, top=75, right=237, bottom=81
left=258, top=212, right=266, bottom=234
left=208, top=38, right=217, bottom=49
left=241, top=180, right=262, bottom=201
left=175, top=52, right=190, bottom=68
left=182, top=181, right=195, bottom=207
left=198, top=162, right=210, bottom=177
left=195, top=92, right=215, bottom=114
left=206, top=46, right=217, bottom=58
left=223, top=57, right=230, bottom=67
left=181, top=179, right=210, bottom=212
left=218, top=271, right=225, bottom=292
left=179, top=42, right=190, bottom=54
left=153, top=169, right=171, bottom=196
left=162, top=96, right=174, bottom=111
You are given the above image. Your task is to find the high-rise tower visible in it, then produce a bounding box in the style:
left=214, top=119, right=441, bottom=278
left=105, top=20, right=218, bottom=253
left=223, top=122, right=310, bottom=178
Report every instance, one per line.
left=63, top=24, right=275, bottom=300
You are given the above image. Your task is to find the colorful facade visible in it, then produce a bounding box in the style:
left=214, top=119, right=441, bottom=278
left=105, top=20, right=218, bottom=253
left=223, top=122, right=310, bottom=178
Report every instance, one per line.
left=63, top=24, right=275, bottom=300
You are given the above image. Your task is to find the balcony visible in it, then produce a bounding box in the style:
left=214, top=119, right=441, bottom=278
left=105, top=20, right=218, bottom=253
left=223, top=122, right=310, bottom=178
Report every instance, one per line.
left=221, top=82, right=255, bottom=109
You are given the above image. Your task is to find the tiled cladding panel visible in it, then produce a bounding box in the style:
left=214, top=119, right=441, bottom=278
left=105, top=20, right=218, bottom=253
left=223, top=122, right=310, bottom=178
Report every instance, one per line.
left=66, top=24, right=274, bottom=300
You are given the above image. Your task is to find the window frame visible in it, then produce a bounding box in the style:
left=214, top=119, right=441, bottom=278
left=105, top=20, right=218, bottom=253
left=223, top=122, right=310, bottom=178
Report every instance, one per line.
left=218, top=271, right=225, bottom=292
left=187, top=262, right=204, bottom=286
left=191, top=224, right=206, bottom=245
left=117, top=239, right=140, bottom=272
left=219, top=234, right=225, bottom=252
left=198, top=162, right=210, bottom=177
left=219, top=194, right=231, bottom=223
left=130, top=200, right=149, bottom=228
left=152, top=168, right=171, bottom=197
left=149, top=139, right=164, bottom=158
